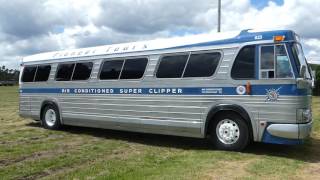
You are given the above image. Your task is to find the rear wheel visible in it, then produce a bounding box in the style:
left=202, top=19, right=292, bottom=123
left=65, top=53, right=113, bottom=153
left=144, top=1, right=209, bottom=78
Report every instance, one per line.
left=41, top=104, right=61, bottom=130
left=209, top=113, right=249, bottom=151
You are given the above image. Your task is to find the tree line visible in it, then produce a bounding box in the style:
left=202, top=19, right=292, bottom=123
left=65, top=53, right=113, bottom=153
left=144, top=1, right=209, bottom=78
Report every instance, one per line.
left=0, top=65, right=20, bottom=82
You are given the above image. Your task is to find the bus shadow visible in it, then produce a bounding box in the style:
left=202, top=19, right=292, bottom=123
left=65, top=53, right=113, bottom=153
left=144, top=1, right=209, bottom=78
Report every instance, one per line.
left=245, top=138, right=320, bottom=163
left=27, top=122, right=320, bottom=163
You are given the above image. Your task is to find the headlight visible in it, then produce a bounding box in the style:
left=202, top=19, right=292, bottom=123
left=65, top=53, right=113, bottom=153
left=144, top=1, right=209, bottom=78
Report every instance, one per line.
left=297, top=108, right=312, bottom=123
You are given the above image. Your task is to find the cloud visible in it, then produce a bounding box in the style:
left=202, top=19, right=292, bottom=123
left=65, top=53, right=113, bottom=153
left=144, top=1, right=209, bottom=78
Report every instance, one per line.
left=0, top=0, right=320, bottom=69
left=303, top=38, right=320, bottom=61
left=95, top=0, right=213, bottom=34
left=0, top=0, right=92, bottom=40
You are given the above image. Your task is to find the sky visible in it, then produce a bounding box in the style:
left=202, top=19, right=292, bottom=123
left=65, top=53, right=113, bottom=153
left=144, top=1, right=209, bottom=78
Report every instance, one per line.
left=0, top=0, right=320, bottom=69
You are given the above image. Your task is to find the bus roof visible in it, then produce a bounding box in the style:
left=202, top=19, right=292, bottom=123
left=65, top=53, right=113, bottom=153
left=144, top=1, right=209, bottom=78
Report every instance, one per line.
left=22, top=29, right=296, bottom=63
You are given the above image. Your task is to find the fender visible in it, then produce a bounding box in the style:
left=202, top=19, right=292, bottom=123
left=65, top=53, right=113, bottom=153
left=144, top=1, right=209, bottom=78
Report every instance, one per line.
left=204, top=104, right=253, bottom=139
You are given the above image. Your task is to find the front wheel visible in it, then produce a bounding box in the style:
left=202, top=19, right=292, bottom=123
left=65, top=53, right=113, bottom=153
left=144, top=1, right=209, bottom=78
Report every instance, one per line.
left=41, top=104, right=61, bottom=130
left=209, top=113, right=249, bottom=151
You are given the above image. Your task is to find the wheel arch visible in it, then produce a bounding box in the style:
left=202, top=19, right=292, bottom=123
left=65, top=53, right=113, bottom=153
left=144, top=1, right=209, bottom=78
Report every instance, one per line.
left=204, top=104, right=254, bottom=141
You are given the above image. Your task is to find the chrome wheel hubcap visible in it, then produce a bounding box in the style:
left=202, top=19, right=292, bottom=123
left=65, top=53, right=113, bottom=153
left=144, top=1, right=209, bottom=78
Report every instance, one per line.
left=216, top=119, right=240, bottom=144
left=45, top=109, right=56, bottom=127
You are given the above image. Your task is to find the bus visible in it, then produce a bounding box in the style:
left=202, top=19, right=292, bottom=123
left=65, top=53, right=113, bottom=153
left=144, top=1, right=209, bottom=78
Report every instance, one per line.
left=19, top=29, right=313, bottom=151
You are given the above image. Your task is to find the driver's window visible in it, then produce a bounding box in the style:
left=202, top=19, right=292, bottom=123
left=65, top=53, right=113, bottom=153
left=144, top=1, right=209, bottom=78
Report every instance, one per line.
left=275, top=45, right=293, bottom=78
left=260, top=44, right=293, bottom=79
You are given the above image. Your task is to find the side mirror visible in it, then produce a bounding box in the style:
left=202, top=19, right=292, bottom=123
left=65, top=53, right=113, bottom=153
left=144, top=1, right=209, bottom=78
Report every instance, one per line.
left=312, top=70, right=316, bottom=79
left=300, top=65, right=306, bottom=79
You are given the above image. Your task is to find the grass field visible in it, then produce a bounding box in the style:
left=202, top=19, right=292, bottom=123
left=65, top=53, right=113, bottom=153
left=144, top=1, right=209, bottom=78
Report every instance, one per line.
left=0, top=86, right=319, bottom=179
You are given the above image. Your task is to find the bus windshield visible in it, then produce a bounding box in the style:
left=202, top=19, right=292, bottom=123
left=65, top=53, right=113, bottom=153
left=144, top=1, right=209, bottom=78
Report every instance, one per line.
left=292, top=43, right=312, bottom=79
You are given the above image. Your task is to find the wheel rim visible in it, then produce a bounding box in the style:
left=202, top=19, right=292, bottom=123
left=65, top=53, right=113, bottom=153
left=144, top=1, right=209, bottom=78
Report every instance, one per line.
left=216, top=119, right=240, bottom=145
left=45, top=109, right=56, bottom=127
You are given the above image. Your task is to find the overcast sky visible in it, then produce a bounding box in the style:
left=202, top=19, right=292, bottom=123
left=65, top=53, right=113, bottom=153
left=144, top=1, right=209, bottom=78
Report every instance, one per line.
left=0, top=0, right=320, bottom=69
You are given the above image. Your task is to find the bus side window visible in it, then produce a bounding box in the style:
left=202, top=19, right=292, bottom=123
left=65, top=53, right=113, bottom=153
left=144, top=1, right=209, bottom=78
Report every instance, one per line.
left=183, top=52, right=221, bottom=78
left=56, top=63, right=75, bottom=81
left=22, top=66, right=37, bottom=82
left=120, top=58, right=148, bottom=79
left=100, top=60, right=124, bottom=80
left=156, top=54, right=189, bottom=78
left=72, top=62, right=93, bottom=81
left=34, top=65, right=51, bottom=82
left=231, top=45, right=256, bottom=79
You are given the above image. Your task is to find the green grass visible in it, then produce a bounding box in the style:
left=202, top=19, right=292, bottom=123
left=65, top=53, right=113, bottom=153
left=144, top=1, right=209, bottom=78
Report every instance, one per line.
left=0, top=86, right=320, bottom=179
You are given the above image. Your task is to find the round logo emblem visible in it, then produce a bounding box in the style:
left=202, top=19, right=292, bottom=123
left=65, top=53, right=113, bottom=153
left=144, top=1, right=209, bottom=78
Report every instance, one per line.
left=236, top=86, right=246, bottom=95
left=266, top=88, right=280, bottom=102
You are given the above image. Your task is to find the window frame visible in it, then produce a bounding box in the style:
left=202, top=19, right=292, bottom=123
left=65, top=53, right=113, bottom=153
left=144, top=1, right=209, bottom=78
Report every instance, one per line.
left=259, top=43, right=295, bottom=80
left=98, top=56, right=149, bottom=81
left=21, top=64, right=52, bottom=83
left=155, top=50, right=223, bottom=80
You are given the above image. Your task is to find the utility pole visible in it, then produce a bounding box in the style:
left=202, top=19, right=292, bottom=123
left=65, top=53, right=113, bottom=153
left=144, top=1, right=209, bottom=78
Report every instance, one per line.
left=218, top=0, right=221, bottom=32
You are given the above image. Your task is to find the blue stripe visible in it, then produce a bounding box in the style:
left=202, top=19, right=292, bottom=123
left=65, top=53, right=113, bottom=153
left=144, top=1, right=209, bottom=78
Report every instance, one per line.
left=20, top=84, right=308, bottom=96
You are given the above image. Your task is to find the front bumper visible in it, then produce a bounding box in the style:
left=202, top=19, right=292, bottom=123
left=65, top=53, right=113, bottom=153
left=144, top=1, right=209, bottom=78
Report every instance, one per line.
left=262, top=121, right=312, bottom=145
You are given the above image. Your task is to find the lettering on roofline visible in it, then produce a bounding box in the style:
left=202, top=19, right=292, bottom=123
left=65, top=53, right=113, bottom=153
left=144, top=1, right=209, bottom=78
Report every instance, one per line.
left=52, top=43, right=149, bottom=59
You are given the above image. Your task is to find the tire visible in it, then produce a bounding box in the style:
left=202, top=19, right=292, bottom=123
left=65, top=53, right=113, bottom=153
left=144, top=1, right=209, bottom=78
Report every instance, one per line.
left=209, top=112, right=249, bottom=151
left=41, top=104, right=61, bottom=130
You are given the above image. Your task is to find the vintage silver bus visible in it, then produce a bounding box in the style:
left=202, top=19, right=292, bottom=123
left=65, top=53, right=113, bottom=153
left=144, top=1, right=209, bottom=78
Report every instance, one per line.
left=19, top=29, right=313, bottom=151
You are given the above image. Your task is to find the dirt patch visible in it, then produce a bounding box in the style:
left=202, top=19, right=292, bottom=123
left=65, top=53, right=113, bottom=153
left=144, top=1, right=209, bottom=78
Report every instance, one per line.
left=0, top=136, right=86, bottom=167
left=39, top=143, right=144, bottom=179
left=294, top=163, right=320, bottom=180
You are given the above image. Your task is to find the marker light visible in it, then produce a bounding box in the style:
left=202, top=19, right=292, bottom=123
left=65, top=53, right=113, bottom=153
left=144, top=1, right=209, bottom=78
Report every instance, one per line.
left=246, top=82, right=251, bottom=95
left=274, top=35, right=285, bottom=42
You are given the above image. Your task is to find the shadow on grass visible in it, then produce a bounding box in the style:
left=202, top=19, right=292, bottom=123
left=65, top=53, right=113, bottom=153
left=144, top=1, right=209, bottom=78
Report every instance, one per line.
left=27, top=122, right=320, bottom=163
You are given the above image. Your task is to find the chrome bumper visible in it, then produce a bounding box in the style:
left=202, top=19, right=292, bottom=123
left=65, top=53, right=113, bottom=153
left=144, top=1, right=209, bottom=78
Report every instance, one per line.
left=266, top=121, right=313, bottom=140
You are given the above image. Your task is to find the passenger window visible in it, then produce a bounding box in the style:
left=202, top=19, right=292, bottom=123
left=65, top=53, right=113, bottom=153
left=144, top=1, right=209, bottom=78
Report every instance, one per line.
left=156, top=54, right=189, bottom=78
left=72, top=62, right=93, bottom=81
left=22, top=66, right=37, bottom=82
left=231, top=45, right=256, bottom=79
left=183, top=52, right=221, bottom=77
left=100, top=60, right=124, bottom=80
left=120, top=58, right=148, bottom=79
left=276, top=45, right=293, bottom=78
left=34, top=65, right=51, bottom=82
left=56, top=63, right=75, bottom=81
left=260, top=46, right=275, bottom=78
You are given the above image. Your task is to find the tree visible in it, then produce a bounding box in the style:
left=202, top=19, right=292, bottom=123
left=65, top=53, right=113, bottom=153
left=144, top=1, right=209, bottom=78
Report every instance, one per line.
left=0, top=65, right=20, bottom=82
left=311, top=64, right=320, bottom=96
